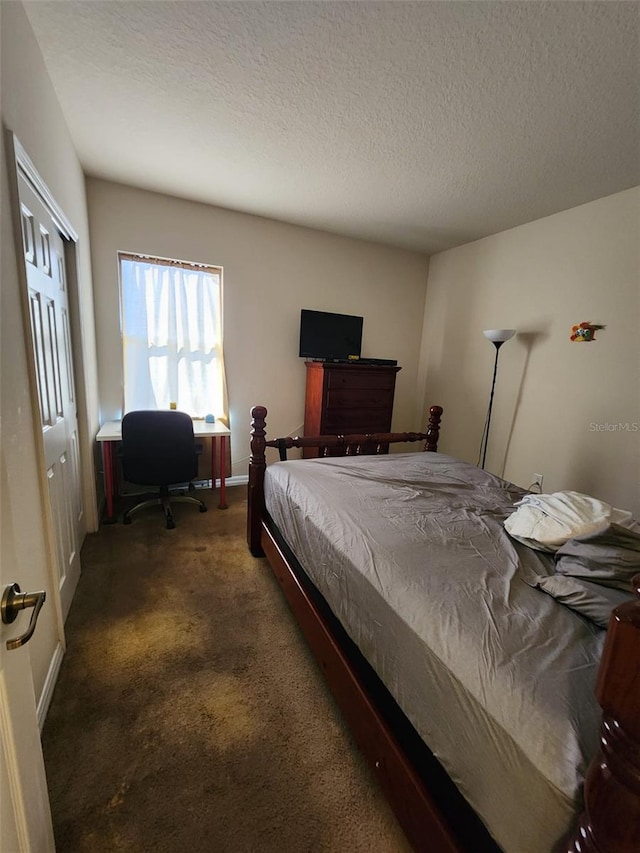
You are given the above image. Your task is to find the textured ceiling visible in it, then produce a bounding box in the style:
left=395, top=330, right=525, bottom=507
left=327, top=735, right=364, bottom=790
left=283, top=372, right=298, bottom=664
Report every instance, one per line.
left=23, top=1, right=640, bottom=254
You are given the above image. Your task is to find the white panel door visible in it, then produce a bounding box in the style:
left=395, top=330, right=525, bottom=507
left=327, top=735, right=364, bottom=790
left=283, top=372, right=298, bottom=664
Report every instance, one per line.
left=1, top=451, right=55, bottom=853
left=18, top=174, right=82, bottom=620
left=0, top=639, right=55, bottom=853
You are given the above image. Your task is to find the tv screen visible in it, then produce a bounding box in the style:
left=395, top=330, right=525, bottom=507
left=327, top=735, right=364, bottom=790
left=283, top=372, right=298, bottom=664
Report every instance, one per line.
left=299, top=309, right=363, bottom=360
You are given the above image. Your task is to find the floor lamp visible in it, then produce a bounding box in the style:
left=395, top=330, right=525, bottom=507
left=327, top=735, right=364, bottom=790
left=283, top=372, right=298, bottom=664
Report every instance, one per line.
left=478, top=329, right=516, bottom=469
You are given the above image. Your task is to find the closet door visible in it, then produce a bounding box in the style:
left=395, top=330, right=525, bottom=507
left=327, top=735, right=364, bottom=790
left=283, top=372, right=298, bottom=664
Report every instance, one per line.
left=19, top=172, right=82, bottom=619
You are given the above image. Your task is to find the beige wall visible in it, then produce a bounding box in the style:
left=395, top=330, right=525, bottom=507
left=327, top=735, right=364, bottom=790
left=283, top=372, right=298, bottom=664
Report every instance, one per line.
left=86, top=178, right=430, bottom=472
left=1, top=0, right=99, bottom=699
left=420, top=187, right=640, bottom=516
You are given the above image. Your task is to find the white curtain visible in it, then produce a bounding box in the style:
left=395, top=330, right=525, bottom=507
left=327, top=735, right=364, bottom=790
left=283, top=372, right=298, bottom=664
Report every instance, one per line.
left=120, top=258, right=227, bottom=419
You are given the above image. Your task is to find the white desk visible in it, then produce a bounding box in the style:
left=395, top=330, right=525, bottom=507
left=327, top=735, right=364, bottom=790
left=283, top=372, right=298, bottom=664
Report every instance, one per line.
left=96, top=419, right=232, bottom=521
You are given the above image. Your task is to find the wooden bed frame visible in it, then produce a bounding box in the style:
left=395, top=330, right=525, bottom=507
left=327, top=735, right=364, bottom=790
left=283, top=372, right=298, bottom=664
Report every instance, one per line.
left=246, top=405, right=640, bottom=853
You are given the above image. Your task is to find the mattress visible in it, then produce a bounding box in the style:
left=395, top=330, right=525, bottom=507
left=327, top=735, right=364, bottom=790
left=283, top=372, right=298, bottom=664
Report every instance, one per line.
left=264, top=452, right=606, bottom=853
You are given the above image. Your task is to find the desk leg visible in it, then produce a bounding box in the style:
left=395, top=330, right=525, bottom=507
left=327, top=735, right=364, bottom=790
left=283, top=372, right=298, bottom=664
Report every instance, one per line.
left=219, top=436, right=228, bottom=509
left=211, top=437, right=217, bottom=495
left=103, top=440, right=117, bottom=523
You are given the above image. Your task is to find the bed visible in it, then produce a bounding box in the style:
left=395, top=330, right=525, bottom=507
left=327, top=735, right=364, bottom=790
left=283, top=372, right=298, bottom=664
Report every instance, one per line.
left=246, top=405, right=640, bottom=853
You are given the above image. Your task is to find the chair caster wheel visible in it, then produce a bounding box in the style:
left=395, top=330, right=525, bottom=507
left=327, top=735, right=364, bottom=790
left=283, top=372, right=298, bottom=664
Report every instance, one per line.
left=123, top=515, right=132, bottom=525
left=199, top=505, right=207, bottom=513
left=166, top=519, right=176, bottom=530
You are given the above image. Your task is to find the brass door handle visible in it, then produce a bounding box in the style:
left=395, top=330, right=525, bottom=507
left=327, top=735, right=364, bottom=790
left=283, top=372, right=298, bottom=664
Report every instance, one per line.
left=1, top=583, right=46, bottom=650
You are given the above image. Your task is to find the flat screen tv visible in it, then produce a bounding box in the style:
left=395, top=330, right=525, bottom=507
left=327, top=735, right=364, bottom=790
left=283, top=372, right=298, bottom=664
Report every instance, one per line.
left=299, top=309, right=363, bottom=361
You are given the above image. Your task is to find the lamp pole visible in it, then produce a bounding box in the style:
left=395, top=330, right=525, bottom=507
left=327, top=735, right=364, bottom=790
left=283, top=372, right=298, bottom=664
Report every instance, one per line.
left=481, top=341, right=503, bottom=470
left=479, top=329, right=516, bottom=470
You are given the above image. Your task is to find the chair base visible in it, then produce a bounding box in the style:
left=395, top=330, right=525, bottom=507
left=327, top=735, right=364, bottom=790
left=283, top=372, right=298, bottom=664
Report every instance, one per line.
left=123, top=487, right=207, bottom=529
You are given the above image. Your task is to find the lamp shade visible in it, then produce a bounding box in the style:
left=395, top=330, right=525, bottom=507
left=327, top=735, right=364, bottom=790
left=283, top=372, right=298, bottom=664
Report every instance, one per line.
left=483, top=329, right=516, bottom=343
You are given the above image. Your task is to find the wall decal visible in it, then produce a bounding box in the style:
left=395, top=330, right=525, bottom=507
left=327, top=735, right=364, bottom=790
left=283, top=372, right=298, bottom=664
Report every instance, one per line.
left=570, top=321, right=606, bottom=342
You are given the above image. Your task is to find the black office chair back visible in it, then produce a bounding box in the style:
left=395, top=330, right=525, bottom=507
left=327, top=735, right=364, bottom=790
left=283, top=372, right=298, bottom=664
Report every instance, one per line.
left=121, top=410, right=199, bottom=486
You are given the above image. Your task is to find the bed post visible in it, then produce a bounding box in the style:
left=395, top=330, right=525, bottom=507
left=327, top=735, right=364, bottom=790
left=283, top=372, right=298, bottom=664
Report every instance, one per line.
left=425, top=405, right=443, bottom=452
left=247, top=405, right=267, bottom=556
left=565, top=575, right=640, bottom=853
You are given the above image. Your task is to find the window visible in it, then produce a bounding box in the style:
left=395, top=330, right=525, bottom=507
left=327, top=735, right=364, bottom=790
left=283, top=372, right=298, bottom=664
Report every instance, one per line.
left=119, top=253, right=227, bottom=419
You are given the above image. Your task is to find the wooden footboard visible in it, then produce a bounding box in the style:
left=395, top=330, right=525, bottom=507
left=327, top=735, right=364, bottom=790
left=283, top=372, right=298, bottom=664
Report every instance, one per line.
left=564, top=577, right=640, bottom=853
left=247, top=405, right=640, bottom=853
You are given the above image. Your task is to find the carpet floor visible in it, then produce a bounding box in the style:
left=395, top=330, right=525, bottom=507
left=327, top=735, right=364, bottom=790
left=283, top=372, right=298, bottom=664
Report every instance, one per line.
left=42, top=486, right=410, bottom=852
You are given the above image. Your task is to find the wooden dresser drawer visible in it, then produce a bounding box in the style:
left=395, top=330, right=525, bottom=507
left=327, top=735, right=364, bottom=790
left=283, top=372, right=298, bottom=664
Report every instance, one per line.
left=325, top=388, right=394, bottom=410
left=325, top=369, right=396, bottom=391
left=322, top=409, right=392, bottom=434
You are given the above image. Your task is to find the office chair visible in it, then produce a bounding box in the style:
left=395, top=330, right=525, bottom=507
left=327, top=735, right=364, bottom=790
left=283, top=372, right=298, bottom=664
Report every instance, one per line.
left=121, top=410, right=207, bottom=529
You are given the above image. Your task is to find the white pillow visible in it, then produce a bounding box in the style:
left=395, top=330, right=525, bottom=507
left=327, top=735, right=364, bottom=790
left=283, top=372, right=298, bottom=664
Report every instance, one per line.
left=504, top=490, right=634, bottom=552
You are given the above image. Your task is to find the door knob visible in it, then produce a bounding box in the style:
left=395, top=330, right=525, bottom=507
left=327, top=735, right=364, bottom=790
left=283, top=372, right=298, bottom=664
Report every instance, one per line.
left=1, top=583, right=46, bottom=650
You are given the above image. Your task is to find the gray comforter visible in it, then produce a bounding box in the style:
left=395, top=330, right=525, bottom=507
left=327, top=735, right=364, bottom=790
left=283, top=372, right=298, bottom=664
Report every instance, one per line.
left=264, top=452, right=607, bottom=853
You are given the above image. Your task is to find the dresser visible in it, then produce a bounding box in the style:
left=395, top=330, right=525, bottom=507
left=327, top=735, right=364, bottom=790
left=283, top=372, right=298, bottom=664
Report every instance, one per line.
left=303, top=361, right=401, bottom=458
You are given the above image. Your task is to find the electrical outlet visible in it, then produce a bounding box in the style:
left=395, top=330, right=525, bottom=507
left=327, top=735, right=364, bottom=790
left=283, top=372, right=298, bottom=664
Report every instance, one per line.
left=532, top=473, right=544, bottom=492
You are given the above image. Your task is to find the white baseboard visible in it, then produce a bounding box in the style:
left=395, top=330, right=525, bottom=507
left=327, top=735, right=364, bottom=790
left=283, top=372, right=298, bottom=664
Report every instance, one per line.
left=118, top=474, right=248, bottom=497
left=217, top=474, right=248, bottom=487
left=37, top=642, right=64, bottom=731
